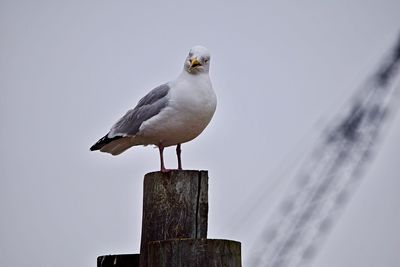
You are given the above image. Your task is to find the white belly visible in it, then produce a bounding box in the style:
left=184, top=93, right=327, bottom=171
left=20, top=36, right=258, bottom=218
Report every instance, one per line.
left=137, top=76, right=217, bottom=147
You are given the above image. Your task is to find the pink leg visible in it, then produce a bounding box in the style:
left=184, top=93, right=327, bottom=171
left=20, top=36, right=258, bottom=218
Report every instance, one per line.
left=158, top=145, right=167, bottom=172
left=176, top=144, right=182, bottom=170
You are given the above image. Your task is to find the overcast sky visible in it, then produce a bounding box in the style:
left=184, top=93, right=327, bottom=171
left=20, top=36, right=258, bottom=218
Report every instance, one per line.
left=1, top=1, right=399, bottom=267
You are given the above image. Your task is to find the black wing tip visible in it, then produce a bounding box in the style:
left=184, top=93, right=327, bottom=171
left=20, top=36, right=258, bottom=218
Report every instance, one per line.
left=90, top=141, right=103, bottom=151
left=90, top=144, right=99, bottom=151
left=90, top=134, right=124, bottom=151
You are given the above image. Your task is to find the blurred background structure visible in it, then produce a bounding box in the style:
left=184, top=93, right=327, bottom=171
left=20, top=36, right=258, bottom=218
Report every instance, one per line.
left=249, top=34, right=400, bottom=267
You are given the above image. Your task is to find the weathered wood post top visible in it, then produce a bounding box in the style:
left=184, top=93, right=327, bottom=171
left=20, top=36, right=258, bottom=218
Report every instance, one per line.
left=139, top=170, right=209, bottom=267
left=98, top=170, right=242, bottom=267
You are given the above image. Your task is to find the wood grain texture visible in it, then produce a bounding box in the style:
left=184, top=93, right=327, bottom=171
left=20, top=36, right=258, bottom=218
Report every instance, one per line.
left=148, top=238, right=242, bottom=267
left=139, top=170, right=208, bottom=267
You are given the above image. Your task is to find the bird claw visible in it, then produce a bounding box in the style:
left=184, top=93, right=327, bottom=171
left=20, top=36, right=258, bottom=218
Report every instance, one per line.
left=160, top=168, right=171, bottom=173
left=160, top=168, right=184, bottom=173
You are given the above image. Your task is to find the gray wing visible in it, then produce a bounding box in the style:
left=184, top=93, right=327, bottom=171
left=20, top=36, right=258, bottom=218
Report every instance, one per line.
left=108, top=83, right=170, bottom=137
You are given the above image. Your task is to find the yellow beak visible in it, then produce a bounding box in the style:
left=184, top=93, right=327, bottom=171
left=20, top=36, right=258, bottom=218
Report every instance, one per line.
left=189, top=57, right=201, bottom=68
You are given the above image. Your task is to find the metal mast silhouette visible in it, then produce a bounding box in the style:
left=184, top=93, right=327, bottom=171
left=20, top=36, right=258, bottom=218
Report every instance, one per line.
left=251, top=34, right=400, bottom=267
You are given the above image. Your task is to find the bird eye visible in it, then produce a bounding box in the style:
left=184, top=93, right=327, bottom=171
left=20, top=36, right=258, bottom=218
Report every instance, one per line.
left=204, top=58, right=209, bottom=63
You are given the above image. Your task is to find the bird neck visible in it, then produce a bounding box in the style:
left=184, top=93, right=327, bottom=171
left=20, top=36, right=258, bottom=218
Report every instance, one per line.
left=179, top=70, right=210, bottom=81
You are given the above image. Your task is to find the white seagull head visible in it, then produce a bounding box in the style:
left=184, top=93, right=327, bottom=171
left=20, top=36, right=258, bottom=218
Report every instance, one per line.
left=184, top=45, right=211, bottom=74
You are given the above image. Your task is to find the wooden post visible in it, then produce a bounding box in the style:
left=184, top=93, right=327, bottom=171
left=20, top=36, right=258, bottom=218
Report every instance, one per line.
left=139, top=170, right=209, bottom=267
left=97, top=170, right=242, bottom=267
left=148, top=239, right=242, bottom=267
left=97, top=254, right=140, bottom=267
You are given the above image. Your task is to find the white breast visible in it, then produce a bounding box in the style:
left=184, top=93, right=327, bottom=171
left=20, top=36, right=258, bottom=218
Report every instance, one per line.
left=137, top=72, right=217, bottom=147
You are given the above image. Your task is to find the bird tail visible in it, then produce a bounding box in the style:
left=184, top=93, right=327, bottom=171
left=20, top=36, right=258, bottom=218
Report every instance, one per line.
left=90, top=134, right=121, bottom=151
left=90, top=134, right=135, bottom=155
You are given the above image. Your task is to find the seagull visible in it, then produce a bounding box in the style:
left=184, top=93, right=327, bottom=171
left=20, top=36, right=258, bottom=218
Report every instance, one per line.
left=90, top=45, right=217, bottom=172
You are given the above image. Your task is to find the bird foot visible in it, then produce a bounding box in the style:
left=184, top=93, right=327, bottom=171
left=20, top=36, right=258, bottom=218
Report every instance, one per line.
left=160, top=168, right=184, bottom=173
left=160, top=168, right=171, bottom=173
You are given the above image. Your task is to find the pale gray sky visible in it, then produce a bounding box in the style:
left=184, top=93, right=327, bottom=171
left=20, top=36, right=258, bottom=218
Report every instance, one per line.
left=1, top=1, right=399, bottom=267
